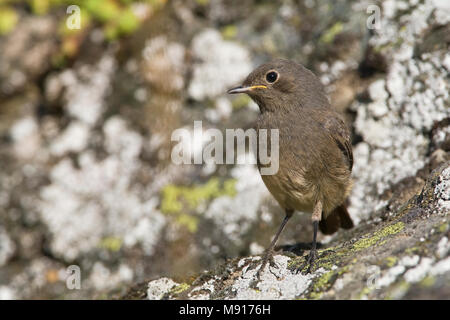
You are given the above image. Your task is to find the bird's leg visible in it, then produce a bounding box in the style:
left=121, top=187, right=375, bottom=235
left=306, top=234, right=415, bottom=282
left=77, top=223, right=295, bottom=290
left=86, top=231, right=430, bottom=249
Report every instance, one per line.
left=255, top=210, right=293, bottom=280
left=297, top=200, right=322, bottom=274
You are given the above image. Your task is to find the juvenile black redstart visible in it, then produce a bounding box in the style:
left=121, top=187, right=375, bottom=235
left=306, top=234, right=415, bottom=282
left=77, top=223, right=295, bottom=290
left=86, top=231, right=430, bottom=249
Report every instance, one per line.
left=228, top=59, right=354, bottom=275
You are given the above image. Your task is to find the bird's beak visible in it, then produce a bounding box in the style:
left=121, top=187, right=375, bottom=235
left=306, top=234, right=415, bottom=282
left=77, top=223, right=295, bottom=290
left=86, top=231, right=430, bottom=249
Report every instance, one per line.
left=227, top=85, right=267, bottom=94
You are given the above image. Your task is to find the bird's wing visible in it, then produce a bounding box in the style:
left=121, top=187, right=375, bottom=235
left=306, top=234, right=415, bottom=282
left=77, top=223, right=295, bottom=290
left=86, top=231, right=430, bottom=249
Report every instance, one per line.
left=322, top=116, right=353, bottom=172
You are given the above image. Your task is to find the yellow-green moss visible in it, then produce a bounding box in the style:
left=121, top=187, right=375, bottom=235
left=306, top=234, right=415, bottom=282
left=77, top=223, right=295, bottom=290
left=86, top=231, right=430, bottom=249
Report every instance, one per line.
left=315, top=259, right=334, bottom=270
left=0, top=6, right=19, bottom=35
left=314, top=250, right=338, bottom=270
left=437, top=222, right=449, bottom=233
left=161, top=178, right=237, bottom=215
left=85, top=0, right=120, bottom=22
left=119, top=9, right=139, bottom=32
left=405, top=246, right=421, bottom=255
left=99, top=236, right=123, bottom=252
left=3, top=0, right=167, bottom=40
left=31, top=0, right=50, bottom=15
left=385, top=256, right=398, bottom=268
left=306, top=263, right=351, bottom=299
left=170, top=283, right=190, bottom=295
left=312, top=270, right=335, bottom=293
left=419, top=276, right=436, bottom=288
left=357, top=286, right=373, bottom=299
left=385, top=280, right=410, bottom=300
left=338, top=265, right=350, bottom=276
left=308, top=291, right=323, bottom=300
left=160, top=178, right=236, bottom=233
left=221, top=25, right=237, bottom=40
left=176, top=213, right=199, bottom=233
left=287, top=258, right=297, bottom=269
left=320, top=22, right=343, bottom=44
left=352, top=222, right=404, bottom=251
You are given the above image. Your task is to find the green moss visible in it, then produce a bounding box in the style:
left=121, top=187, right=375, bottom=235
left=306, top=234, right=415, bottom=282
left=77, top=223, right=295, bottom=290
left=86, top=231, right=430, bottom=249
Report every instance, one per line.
left=161, top=185, right=183, bottom=214
left=315, top=250, right=338, bottom=270
left=289, top=245, right=351, bottom=274
left=315, top=259, right=334, bottom=270
left=385, top=280, right=410, bottom=300
left=170, top=283, right=190, bottom=295
left=308, top=291, right=323, bottom=300
left=0, top=6, right=19, bottom=35
left=419, top=276, right=436, bottom=288
left=104, top=23, right=120, bottom=41
left=335, top=247, right=350, bottom=257
left=99, top=236, right=123, bottom=252
left=357, top=286, right=373, bottom=299
left=437, top=222, right=449, bottom=233
left=385, top=256, right=398, bottom=268
left=305, top=262, right=351, bottom=299
left=160, top=178, right=236, bottom=232
left=176, top=213, right=199, bottom=233
left=221, top=24, right=237, bottom=40
left=405, top=246, right=421, bottom=255
left=320, top=22, right=343, bottom=44
left=161, top=178, right=236, bottom=215
left=352, top=222, right=404, bottom=251
left=118, top=9, right=139, bottom=34
left=85, top=0, right=120, bottom=22
left=287, top=257, right=298, bottom=269
left=3, top=0, right=168, bottom=40
left=31, top=0, right=50, bottom=14
left=338, top=265, right=350, bottom=276
left=311, top=270, right=335, bottom=293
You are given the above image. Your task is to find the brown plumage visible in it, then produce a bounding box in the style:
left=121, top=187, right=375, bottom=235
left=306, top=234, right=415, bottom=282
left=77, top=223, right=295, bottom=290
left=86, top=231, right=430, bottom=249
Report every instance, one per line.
left=228, top=59, right=354, bottom=274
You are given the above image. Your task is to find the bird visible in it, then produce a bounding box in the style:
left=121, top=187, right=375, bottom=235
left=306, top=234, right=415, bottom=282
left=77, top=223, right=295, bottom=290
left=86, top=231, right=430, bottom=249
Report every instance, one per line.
left=227, top=59, right=354, bottom=275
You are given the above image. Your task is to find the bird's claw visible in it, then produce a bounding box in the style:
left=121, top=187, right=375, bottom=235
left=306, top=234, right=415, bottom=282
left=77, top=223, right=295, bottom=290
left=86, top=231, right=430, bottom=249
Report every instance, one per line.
left=253, top=250, right=281, bottom=282
left=296, top=249, right=318, bottom=274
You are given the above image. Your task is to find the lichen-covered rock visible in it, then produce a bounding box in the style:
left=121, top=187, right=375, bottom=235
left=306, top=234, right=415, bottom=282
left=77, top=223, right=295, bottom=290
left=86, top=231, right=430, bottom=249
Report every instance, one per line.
left=128, top=161, right=449, bottom=300
left=1, top=0, right=449, bottom=300
left=348, top=0, right=450, bottom=224
left=0, top=227, right=15, bottom=267
left=188, top=28, right=252, bottom=101
left=0, top=15, right=57, bottom=95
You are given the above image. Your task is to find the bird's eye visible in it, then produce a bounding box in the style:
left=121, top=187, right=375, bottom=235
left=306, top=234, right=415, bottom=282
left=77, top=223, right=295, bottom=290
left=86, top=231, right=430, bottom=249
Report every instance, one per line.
left=266, top=71, right=278, bottom=83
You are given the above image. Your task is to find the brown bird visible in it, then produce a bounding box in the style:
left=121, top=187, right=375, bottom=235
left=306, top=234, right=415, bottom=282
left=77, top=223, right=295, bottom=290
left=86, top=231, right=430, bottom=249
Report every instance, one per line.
left=228, top=59, right=354, bottom=274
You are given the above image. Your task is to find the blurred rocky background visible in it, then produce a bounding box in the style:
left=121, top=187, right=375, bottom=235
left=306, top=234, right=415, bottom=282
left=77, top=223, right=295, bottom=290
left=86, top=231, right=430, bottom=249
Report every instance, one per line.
left=0, top=0, right=448, bottom=300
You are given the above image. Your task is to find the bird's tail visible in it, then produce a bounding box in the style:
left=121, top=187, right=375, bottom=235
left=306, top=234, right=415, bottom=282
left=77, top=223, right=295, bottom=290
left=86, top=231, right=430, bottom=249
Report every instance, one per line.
left=319, top=203, right=354, bottom=235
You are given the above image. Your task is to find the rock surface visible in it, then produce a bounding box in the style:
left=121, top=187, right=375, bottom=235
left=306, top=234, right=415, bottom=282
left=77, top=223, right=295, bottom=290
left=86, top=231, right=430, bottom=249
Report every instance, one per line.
left=0, top=0, right=448, bottom=300
left=124, top=161, right=450, bottom=300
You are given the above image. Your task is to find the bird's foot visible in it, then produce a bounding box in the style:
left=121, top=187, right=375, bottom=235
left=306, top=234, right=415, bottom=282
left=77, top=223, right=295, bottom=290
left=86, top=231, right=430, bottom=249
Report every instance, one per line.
left=252, top=250, right=279, bottom=279
left=249, top=251, right=278, bottom=289
left=296, top=248, right=318, bottom=275
left=248, top=250, right=280, bottom=288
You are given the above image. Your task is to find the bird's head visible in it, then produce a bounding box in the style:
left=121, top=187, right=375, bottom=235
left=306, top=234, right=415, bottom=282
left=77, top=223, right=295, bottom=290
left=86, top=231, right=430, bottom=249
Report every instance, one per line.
left=228, top=59, right=329, bottom=113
